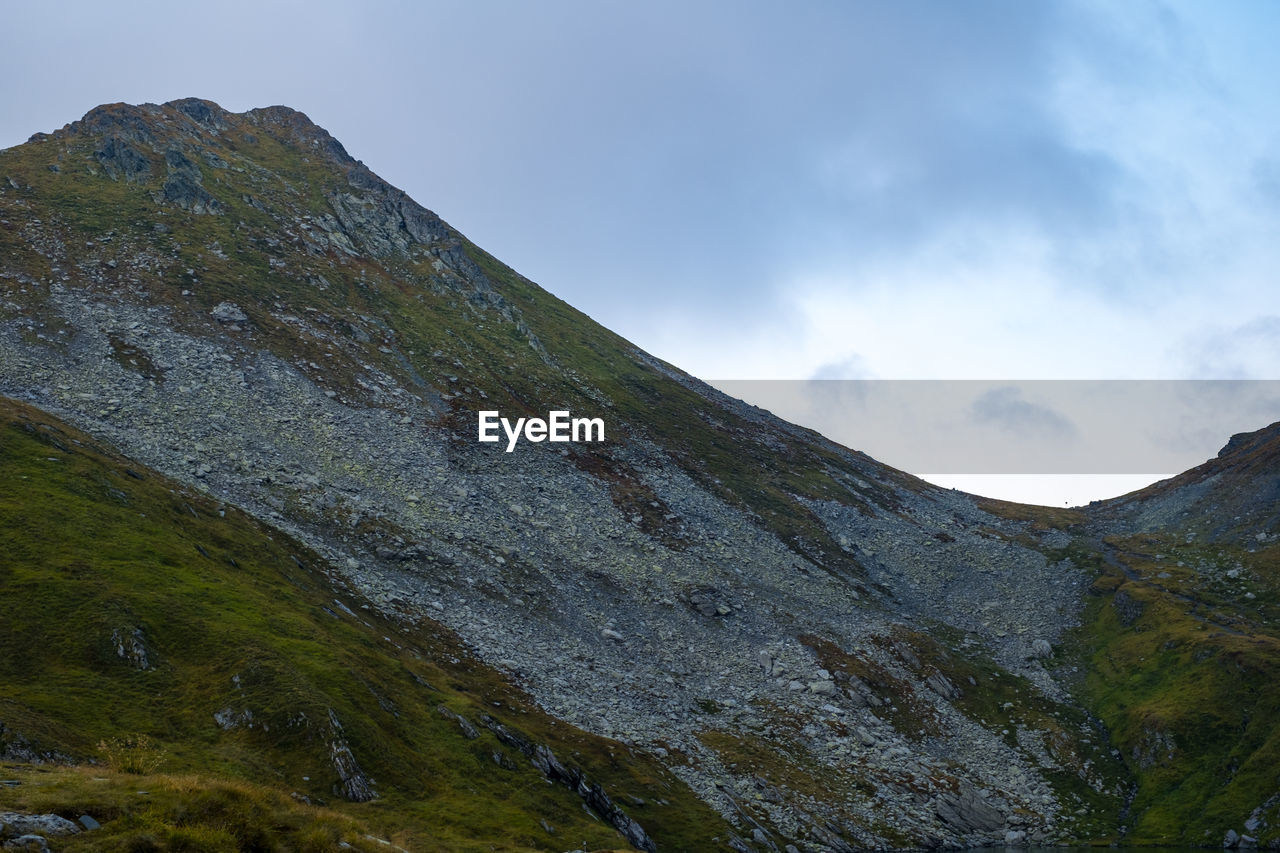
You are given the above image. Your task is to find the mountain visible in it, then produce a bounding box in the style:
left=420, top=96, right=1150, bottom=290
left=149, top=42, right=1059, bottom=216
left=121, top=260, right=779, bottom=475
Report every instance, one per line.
left=1074, top=422, right=1280, bottom=845
left=0, top=98, right=1276, bottom=851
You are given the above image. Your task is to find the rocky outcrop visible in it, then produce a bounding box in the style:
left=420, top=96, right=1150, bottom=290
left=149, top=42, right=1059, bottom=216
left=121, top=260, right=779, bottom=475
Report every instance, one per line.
left=480, top=716, right=656, bottom=853
left=934, top=785, right=1005, bottom=834
left=109, top=626, right=152, bottom=669
left=326, top=709, right=375, bottom=803
left=161, top=148, right=221, bottom=215
left=94, top=136, right=151, bottom=182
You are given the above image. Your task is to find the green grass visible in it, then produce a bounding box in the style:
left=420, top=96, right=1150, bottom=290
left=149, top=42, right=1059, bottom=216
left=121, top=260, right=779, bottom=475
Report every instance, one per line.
left=0, top=765, right=396, bottom=852
left=0, top=396, right=732, bottom=851
left=1071, top=533, right=1280, bottom=846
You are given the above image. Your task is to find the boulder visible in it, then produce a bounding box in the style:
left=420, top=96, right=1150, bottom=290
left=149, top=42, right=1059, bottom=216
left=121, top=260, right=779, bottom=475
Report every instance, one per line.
left=926, top=671, right=960, bottom=700
left=934, top=787, right=1004, bottom=833
left=0, top=813, right=81, bottom=838
left=211, top=302, right=248, bottom=324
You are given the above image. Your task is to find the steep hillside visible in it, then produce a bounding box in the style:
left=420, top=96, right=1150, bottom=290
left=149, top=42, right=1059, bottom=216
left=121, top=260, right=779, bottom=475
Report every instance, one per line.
left=1105, top=420, right=1280, bottom=543
left=0, top=98, right=1275, bottom=850
left=0, top=395, right=732, bottom=851
left=1063, top=423, right=1280, bottom=847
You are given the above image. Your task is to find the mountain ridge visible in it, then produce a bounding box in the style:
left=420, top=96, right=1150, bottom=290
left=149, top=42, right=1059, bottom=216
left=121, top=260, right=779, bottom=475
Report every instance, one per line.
left=1, top=99, right=1278, bottom=851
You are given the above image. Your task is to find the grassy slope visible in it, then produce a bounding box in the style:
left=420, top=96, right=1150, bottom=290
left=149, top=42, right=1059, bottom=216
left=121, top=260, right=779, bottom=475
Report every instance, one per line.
left=1075, top=535, right=1280, bottom=847
left=1055, top=428, right=1280, bottom=845
left=0, top=396, right=733, bottom=851
left=1010, top=526, right=1280, bottom=848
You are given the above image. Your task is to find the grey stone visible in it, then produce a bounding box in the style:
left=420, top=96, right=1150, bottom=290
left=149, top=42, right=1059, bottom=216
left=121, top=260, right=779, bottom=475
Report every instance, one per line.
left=0, top=813, right=80, bottom=836
left=327, top=710, right=375, bottom=802
left=94, top=136, right=151, bottom=182
left=1113, top=588, right=1145, bottom=626
left=437, top=705, right=478, bottom=739
left=935, top=787, right=1005, bottom=833
left=211, top=302, right=248, bottom=324
left=110, top=626, right=152, bottom=669
left=162, top=148, right=222, bottom=214
left=758, top=650, right=774, bottom=675
left=214, top=707, right=253, bottom=729
left=926, top=671, right=960, bottom=700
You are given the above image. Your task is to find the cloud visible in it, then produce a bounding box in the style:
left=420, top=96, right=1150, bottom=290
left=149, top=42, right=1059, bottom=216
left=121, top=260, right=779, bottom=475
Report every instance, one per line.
left=1176, top=316, right=1280, bottom=379
left=969, top=386, right=1078, bottom=440
left=810, top=354, right=871, bottom=380
left=3, top=1, right=1279, bottom=388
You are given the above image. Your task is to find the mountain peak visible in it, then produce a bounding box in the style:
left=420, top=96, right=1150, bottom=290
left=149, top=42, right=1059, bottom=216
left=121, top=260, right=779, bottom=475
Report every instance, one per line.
left=28, top=98, right=355, bottom=168
left=1216, top=419, right=1280, bottom=459
left=16, top=97, right=473, bottom=265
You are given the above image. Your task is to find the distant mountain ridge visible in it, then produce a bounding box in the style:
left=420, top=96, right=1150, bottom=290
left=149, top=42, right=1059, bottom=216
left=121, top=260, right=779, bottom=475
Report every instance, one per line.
left=1, top=99, right=1277, bottom=851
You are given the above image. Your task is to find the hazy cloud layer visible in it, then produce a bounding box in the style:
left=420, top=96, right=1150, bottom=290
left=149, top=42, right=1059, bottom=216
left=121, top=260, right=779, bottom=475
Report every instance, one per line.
left=970, top=387, right=1078, bottom=441
left=712, top=380, right=1280, bottom=475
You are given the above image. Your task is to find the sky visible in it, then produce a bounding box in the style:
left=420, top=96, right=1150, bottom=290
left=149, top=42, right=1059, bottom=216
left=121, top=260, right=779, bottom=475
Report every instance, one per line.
left=4, top=1, right=1279, bottom=503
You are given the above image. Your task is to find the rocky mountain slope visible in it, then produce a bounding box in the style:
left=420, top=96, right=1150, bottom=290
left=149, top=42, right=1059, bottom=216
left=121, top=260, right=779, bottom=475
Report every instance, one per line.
left=0, top=395, right=728, bottom=851
left=1076, top=424, right=1280, bottom=847
left=0, top=99, right=1276, bottom=851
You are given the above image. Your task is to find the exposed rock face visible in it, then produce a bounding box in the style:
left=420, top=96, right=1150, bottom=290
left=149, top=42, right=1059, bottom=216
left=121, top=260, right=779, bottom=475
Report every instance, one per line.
left=109, top=626, right=152, bottom=669
left=1113, top=588, right=1144, bottom=626
left=326, top=709, right=375, bottom=803
left=161, top=148, right=221, bottom=214
left=0, top=724, right=71, bottom=766
left=94, top=136, right=151, bottom=182
left=481, top=715, right=657, bottom=852
left=934, top=785, right=1006, bottom=834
